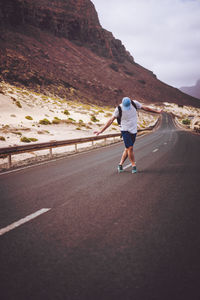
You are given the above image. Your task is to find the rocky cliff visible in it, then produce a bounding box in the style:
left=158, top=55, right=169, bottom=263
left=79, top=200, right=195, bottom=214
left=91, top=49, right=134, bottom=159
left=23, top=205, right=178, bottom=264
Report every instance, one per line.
left=0, top=0, right=133, bottom=63
left=0, top=0, right=199, bottom=107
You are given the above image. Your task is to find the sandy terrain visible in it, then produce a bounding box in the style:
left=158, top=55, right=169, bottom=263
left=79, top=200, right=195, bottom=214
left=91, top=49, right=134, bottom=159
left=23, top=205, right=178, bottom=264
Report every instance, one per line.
left=0, top=82, right=199, bottom=169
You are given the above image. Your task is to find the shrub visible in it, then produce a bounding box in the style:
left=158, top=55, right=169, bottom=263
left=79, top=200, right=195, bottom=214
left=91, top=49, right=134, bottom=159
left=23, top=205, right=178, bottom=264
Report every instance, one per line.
left=77, top=121, right=86, bottom=128
left=0, top=136, right=6, bottom=141
left=25, top=115, right=33, bottom=120
left=85, top=125, right=92, bottom=129
left=52, top=117, right=61, bottom=124
left=64, top=119, right=75, bottom=125
left=22, top=91, right=29, bottom=96
left=68, top=117, right=76, bottom=122
left=39, top=118, right=51, bottom=125
left=182, top=119, right=191, bottom=125
left=16, top=100, right=22, bottom=108
left=21, top=136, right=31, bottom=143
left=63, top=109, right=70, bottom=115
left=29, top=138, right=38, bottom=142
left=82, top=104, right=91, bottom=110
left=42, top=95, right=48, bottom=101
left=91, top=115, right=99, bottom=122
left=14, top=132, right=22, bottom=136
left=21, top=136, right=38, bottom=143
left=37, top=130, right=49, bottom=134
left=52, top=119, right=60, bottom=124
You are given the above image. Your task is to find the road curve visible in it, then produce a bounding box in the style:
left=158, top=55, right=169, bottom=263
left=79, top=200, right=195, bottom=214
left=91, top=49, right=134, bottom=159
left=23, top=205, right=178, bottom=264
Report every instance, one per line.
left=0, top=113, right=200, bottom=300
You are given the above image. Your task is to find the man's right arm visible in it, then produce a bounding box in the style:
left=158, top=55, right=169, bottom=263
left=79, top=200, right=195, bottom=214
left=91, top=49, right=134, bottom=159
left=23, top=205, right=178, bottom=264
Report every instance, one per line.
left=94, top=116, right=116, bottom=136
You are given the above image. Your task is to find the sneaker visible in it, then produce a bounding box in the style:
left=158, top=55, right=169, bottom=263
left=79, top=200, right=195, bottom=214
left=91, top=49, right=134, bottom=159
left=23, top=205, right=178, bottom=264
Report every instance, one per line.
left=132, top=166, right=137, bottom=174
left=117, top=165, right=124, bottom=173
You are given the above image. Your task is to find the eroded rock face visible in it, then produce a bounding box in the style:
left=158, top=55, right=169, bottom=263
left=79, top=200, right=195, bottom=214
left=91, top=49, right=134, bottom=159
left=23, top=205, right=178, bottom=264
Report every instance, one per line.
left=0, top=0, right=199, bottom=107
left=0, top=0, right=133, bottom=63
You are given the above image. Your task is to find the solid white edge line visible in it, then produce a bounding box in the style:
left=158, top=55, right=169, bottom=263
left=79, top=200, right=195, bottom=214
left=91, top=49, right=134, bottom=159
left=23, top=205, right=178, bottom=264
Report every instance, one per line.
left=0, top=208, right=51, bottom=236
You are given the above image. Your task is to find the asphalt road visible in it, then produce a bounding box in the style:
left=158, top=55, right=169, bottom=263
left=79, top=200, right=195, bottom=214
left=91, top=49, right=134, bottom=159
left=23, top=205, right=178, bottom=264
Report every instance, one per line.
left=0, top=113, right=200, bottom=300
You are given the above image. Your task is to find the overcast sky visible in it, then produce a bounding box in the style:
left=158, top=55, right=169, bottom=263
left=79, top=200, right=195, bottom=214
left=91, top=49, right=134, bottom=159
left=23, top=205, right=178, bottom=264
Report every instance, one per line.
left=92, top=0, right=200, bottom=88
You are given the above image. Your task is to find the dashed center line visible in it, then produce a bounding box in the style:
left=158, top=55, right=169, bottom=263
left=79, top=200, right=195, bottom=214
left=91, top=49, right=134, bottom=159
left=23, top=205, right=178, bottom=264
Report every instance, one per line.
left=153, top=148, right=159, bottom=152
left=0, top=208, right=51, bottom=236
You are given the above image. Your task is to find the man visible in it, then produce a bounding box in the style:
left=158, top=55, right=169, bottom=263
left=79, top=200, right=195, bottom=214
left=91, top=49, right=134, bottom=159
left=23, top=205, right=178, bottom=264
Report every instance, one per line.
left=94, top=97, right=162, bottom=173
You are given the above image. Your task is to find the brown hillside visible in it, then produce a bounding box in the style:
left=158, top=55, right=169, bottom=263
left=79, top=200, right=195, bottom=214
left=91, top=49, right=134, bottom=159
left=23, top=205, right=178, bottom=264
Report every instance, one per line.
left=0, top=0, right=199, bottom=107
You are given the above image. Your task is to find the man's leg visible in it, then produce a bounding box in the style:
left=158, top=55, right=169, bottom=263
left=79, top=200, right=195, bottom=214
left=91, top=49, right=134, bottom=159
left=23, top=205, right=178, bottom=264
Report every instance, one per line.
left=119, top=148, right=128, bottom=165
left=118, top=148, right=128, bottom=172
left=127, top=146, right=136, bottom=166
left=118, top=132, right=137, bottom=173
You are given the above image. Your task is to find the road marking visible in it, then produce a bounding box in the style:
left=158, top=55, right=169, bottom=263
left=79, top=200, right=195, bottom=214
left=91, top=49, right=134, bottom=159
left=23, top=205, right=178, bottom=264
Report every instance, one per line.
left=123, top=163, right=132, bottom=170
left=153, top=148, right=159, bottom=152
left=0, top=208, right=51, bottom=236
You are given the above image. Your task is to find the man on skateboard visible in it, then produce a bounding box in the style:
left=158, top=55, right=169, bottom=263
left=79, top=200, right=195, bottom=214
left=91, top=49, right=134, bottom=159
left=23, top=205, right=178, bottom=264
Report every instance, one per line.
left=94, top=97, right=162, bottom=173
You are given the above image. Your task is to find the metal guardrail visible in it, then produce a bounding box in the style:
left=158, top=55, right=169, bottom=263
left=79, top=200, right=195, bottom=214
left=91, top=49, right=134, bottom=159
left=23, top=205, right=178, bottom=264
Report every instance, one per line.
left=0, top=121, right=158, bottom=169
left=0, top=133, right=122, bottom=168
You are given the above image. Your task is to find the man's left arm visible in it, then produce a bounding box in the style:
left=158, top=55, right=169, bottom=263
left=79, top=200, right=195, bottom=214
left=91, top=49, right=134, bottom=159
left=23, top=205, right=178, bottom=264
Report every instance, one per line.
left=141, top=105, right=162, bottom=114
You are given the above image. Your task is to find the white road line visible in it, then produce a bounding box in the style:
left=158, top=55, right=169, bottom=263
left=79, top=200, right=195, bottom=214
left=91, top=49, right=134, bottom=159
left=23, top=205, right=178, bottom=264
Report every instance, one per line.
left=123, top=163, right=132, bottom=170
left=0, top=208, right=51, bottom=236
left=153, top=148, right=159, bottom=152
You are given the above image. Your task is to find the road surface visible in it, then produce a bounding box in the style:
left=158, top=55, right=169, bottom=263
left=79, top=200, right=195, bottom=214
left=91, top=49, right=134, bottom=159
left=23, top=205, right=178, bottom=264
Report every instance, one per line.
left=0, top=113, right=200, bottom=300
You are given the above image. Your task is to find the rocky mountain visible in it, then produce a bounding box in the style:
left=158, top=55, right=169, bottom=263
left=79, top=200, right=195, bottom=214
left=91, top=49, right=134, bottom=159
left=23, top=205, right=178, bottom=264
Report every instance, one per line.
left=0, top=0, right=199, bottom=107
left=180, top=80, right=200, bottom=100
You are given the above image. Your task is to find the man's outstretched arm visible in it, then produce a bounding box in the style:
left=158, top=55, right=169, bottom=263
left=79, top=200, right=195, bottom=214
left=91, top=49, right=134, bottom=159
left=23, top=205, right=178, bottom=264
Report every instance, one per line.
left=141, top=105, right=162, bottom=114
left=94, top=116, right=116, bottom=136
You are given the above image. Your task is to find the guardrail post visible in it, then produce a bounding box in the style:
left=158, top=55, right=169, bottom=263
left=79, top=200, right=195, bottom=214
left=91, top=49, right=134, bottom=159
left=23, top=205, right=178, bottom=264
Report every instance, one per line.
left=91, top=140, right=94, bottom=147
left=75, top=144, right=78, bottom=152
left=8, top=154, right=12, bottom=168
left=49, top=148, right=53, bottom=159
left=104, top=138, right=107, bottom=144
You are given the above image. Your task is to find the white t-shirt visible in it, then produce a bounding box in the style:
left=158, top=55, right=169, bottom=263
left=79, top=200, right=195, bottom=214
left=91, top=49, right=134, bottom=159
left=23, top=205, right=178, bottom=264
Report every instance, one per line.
left=113, top=100, right=142, bottom=133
